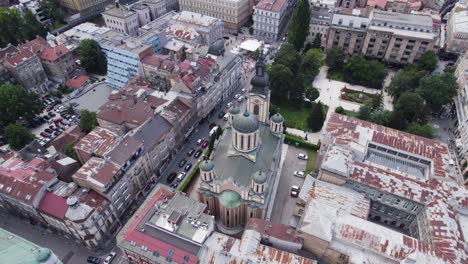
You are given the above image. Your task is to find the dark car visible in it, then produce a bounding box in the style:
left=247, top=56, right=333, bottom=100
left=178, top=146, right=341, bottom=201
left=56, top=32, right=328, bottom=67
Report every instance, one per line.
left=179, top=159, right=187, bottom=168
left=209, top=123, right=217, bottom=129
left=184, top=163, right=193, bottom=172
left=194, top=149, right=203, bottom=158
left=201, top=140, right=209, bottom=148
left=167, top=172, right=177, bottom=183
left=218, top=111, right=226, bottom=119
left=49, top=125, right=55, bottom=129
left=44, top=128, right=53, bottom=133
left=170, top=183, right=178, bottom=189
left=48, top=112, right=56, bottom=117
left=87, top=256, right=101, bottom=264
left=42, top=115, right=50, bottom=121
left=40, top=132, right=50, bottom=137
left=187, top=148, right=195, bottom=157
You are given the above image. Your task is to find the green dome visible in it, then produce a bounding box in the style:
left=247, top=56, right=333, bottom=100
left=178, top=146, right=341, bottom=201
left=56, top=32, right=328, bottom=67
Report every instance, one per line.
left=219, top=190, right=241, bottom=208
left=229, top=104, right=240, bottom=115
left=271, top=113, right=284, bottom=123
left=200, top=160, right=214, bottom=172
left=35, top=248, right=51, bottom=263
left=252, top=171, right=267, bottom=184
left=233, top=111, right=259, bottom=134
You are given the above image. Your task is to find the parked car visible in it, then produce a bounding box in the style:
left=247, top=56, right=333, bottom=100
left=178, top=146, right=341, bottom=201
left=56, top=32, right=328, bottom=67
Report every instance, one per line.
left=184, top=163, right=193, bottom=172
left=170, top=183, right=179, bottom=189
left=226, top=102, right=233, bottom=108
left=48, top=112, right=56, bottom=117
left=209, top=123, right=217, bottom=129
left=298, top=153, right=308, bottom=160
left=40, top=132, right=50, bottom=137
left=53, top=117, right=63, bottom=123
left=194, top=149, right=203, bottom=158
left=196, top=138, right=204, bottom=145
left=187, top=148, right=195, bottom=156
left=294, top=171, right=305, bottom=177
left=179, top=159, right=187, bottom=168
left=177, top=172, right=186, bottom=182
left=223, top=113, right=229, bottom=121
left=234, top=94, right=240, bottom=100
left=44, top=128, right=53, bottom=133
left=218, top=111, right=226, bottom=119
left=167, top=172, right=177, bottom=183
left=201, top=140, right=209, bottom=148
left=241, top=88, right=246, bottom=93
left=291, top=186, right=300, bottom=197
left=87, top=256, right=101, bottom=264
left=103, top=252, right=116, bottom=264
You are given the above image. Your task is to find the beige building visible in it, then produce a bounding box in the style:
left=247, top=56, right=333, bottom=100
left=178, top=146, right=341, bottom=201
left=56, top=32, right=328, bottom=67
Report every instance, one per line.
left=102, top=2, right=140, bottom=36
left=59, top=0, right=113, bottom=19
left=454, top=51, right=468, bottom=184
left=327, top=9, right=437, bottom=64
left=446, top=10, right=468, bottom=54
left=179, top=0, right=252, bottom=31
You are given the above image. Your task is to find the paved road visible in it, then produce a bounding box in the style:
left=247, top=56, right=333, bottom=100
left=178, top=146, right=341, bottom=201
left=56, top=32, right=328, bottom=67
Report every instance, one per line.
left=270, top=146, right=307, bottom=226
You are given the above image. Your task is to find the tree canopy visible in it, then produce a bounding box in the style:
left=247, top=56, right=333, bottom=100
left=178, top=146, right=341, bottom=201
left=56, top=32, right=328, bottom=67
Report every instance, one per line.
left=416, top=51, right=438, bottom=73
left=312, top=33, right=322, bottom=49
left=39, top=0, right=64, bottom=23
left=273, top=43, right=301, bottom=73
left=79, top=110, right=98, bottom=133
left=287, top=0, right=311, bottom=51
left=304, top=86, right=320, bottom=102
left=325, top=48, right=344, bottom=71
left=405, top=123, right=436, bottom=139
left=386, top=67, right=427, bottom=102
left=64, top=142, right=79, bottom=161
left=23, top=10, right=47, bottom=40
left=343, top=56, right=388, bottom=89
left=416, top=73, right=457, bottom=112
left=301, top=48, right=323, bottom=82
left=394, top=92, right=427, bottom=125
left=269, top=64, right=294, bottom=103
left=0, top=8, right=46, bottom=48
left=79, top=39, right=107, bottom=74
left=4, top=124, right=34, bottom=150
left=308, top=102, right=325, bottom=132
left=0, top=84, right=43, bottom=130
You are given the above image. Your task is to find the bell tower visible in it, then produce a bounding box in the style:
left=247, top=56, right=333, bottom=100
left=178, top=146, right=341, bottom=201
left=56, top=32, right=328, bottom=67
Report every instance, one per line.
left=247, top=48, right=270, bottom=123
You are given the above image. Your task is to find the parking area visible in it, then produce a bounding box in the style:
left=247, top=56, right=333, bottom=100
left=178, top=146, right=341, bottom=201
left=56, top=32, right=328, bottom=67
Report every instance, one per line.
left=270, top=145, right=308, bottom=226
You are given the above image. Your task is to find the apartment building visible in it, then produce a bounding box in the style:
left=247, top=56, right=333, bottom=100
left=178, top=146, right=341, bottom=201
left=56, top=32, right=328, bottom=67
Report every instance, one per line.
left=59, top=0, right=113, bottom=22
left=326, top=9, right=437, bottom=64
left=308, top=0, right=335, bottom=47
left=170, top=11, right=224, bottom=45
left=296, top=113, right=467, bottom=263
left=253, top=0, right=289, bottom=42
left=38, top=181, right=119, bottom=250
left=454, top=52, right=468, bottom=184
left=179, top=0, right=251, bottom=31
left=446, top=10, right=468, bottom=53
left=103, top=2, right=140, bottom=36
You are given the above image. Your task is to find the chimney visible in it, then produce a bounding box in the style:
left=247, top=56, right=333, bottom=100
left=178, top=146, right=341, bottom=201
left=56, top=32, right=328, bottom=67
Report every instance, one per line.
left=115, top=0, right=119, bottom=8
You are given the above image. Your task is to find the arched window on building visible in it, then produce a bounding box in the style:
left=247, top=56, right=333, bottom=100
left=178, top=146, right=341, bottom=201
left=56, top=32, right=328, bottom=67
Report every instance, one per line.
left=254, top=105, right=260, bottom=115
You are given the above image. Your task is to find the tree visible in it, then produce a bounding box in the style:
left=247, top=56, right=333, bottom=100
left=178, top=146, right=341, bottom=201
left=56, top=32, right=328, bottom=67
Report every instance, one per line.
left=0, top=84, right=43, bottom=130
left=39, top=0, right=64, bottom=23
left=64, top=142, right=79, bottom=160
left=304, top=86, right=319, bottom=102
left=416, top=51, right=437, bottom=72
left=386, top=67, right=427, bottom=102
left=405, top=123, right=436, bottom=139
left=79, top=110, right=98, bottom=133
left=416, top=73, right=457, bottom=112
left=335, top=106, right=345, bottom=114
left=287, top=0, right=310, bottom=51
left=4, top=124, right=33, bottom=150
left=249, top=27, right=254, bottom=35
left=343, top=56, right=388, bottom=88
left=269, top=64, right=294, bottom=103
left=22, top=10, right=46, bottom=40
left=252, top=48, right=260, bottom=60
left=301, top=48, right=323, bottom=82
left=307, top=102, right=325, bottom=132
left=0, top=8, right=24, bottom=47
left=368, top=109, right=392, bottom=126
left=394, top=92, right=427, bottom=125
left=357, top=104, right=372, bottom=121
left=273, top=43, right=301, bottom=74
left=289, top=74, right=306, bottom=104
left=325, top=48, right=344, bottom=71
left=312, top=33, right=322, bottom=49
left=79, top=39, right=107, bottom=74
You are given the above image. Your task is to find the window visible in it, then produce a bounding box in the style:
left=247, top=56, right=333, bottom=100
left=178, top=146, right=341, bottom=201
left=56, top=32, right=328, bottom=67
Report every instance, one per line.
left=240, top=135, right=244, bottom=149
left=130, top=240, right=136, bottom=246
left=153, top=251, right=160, bottom=257
left=141, top=245, right=148, bottom=251
left=378, top=193, right=384, bottom=199
left=253, top=105, right=260, bottom=115
left=183, top=256, right=190, bottom=262
left=168, top=249, right=174, bottom=256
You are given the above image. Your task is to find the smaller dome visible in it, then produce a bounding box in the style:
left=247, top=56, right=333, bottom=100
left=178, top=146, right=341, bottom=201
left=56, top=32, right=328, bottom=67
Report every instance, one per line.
left=233, top=111, right=259, bottom=134
left=219, top=190, right=241, bottom=208
left=271, top=113, right=284, bottom=123
left=35, top=248, right=51, bottom=263
left=208, top=39, right=225, bottom=56
left=252, top=171, right=267, bottom=184
left=229, top=104, right=240, bottom=115
left=200, top=160, right=214, bottom=172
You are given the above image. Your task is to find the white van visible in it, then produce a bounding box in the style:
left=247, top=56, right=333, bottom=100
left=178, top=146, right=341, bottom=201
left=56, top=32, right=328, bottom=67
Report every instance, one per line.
left=176, top=172, right=186, bottom=182
left=223, top=113, right=229, bottom=121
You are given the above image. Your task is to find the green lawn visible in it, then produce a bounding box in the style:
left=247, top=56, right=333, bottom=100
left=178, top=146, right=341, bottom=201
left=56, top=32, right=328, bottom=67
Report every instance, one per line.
left=272, top=103, right=329, bottom=131
left=327, top=69, right=345, bottom=82
left=305, top=149, right=318, bottom=174
left=344, top=109, right=359, bottom=118
left=50, top=22, right=66, bottom=31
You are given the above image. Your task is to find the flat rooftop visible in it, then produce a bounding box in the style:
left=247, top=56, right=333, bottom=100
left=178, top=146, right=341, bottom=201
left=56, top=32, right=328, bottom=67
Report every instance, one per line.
left=0, top=228, right=56, bottom=264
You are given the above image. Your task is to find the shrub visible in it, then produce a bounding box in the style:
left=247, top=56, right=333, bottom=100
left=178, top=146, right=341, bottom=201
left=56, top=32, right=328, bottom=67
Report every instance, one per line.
left=284, top=133, right=320, bottom=150
left=335, top=106, right=345, bottom=114
left=180, top=161, right=201, bottom=192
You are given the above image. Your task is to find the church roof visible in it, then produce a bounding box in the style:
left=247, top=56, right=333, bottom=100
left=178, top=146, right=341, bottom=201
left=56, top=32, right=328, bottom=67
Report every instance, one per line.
left=219, top=190, right=241, bottom=208
left=252, top=171, right=267, bottom=184
left=200, top=160, right=215, bottom=172
left=232, top=111, right=259, bottom=134
left=270, top=113, right=284, bottom=123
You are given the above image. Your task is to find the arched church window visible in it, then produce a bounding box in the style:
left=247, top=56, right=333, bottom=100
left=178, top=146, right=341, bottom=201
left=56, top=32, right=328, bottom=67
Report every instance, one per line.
left=254, top=105, right=260, bottom=115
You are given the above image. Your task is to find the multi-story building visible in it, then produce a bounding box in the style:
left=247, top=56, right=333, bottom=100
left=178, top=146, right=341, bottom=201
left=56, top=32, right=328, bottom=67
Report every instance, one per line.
left=253, top=0, right=289, bottom=42
left=39, top=44, right=76, bottom=83
left=103, top=2, right=140, bottom=36
left=308, top=0, right=335, bottom=47
left=295, top=113, right=468, bottom=263
left=74, top=126, right=118, bottom=164
left=38, top=181, right=119, bottom=250
left=447, top=10, right=468, bottom=54
left=170, top=11, right=224, bottom=45
left=454, top=51, right=468, bottom=184
left=327, top=9, right=437, bottom=64
left=59, top=0, right=113, bottom=23
left=99, top=30, right=154, bottom=88
left=0, top=228, right=62, bottom=264
left=179, top=0, right=251, bottom=32
left=116, top=184, right=215, bottom=264
left=197, top=54, right=284, bottom=234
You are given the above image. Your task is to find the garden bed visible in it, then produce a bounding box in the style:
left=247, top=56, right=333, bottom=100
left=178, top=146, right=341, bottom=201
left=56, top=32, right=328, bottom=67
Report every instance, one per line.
left=340, top=87, right=380, bottom=105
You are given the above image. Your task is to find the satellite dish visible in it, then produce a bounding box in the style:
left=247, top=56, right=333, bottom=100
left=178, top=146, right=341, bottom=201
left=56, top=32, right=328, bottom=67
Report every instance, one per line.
left=66, top=196, right=78, bottom=206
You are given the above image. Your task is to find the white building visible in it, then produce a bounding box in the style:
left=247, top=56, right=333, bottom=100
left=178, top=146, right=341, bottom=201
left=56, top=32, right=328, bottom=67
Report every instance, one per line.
left=454, top=51, right=468, bottom=184
left=253, top=0, right=290, bottom=42
left=447, top=10, right=468, bottom=54
left=102, top=2, right=140, bottom=36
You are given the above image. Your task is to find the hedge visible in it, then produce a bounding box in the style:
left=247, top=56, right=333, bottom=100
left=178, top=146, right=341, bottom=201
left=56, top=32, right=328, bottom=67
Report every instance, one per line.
left=180, top=161, right=201, bottom=192
left=284, top=132, right=320, bottom=150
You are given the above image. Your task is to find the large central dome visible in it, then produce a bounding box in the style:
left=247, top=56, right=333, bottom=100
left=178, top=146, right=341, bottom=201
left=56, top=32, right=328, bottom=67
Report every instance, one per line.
left=232, top=111, right=259, bottom=133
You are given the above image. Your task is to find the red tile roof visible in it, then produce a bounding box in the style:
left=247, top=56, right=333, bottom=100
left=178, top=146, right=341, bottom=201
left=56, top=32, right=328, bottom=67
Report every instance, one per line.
left=19, top=37, right=49, bottom=55
left=65, top=75, right=89, bottom=89
left=39, top=192, right=68, bottom=219
left=40, top=44, right=70, bottom=61
left=0, top=45, right=19, bottom=62
left=74, top=127, right=118, bottom=159
left=5, top=49, right=36, bottom=66
left=72, top=157, right=120, bottom=190
left=245, top=218, right=302, bottom=244
left=256, top=0, right=288, bottom=12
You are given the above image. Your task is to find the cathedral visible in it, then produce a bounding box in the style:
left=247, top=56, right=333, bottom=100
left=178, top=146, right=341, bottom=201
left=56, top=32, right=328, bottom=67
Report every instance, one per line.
left=197, top=52, right=284, bottom=234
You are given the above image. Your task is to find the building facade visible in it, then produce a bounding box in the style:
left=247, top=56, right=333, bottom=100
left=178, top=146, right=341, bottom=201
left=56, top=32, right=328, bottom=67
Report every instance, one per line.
left=103, top=3, right=140, bottom=36
left=253, top=0, right=289, bottom=42
left=308, top=0, right=335, bottom=47
left=4, top=49, right=49, bottom=93
left=446, top=10, right=468, bottom=54
left=179, top=0, right=251, bottom=31
left=454, top=51, right=468, bottom=185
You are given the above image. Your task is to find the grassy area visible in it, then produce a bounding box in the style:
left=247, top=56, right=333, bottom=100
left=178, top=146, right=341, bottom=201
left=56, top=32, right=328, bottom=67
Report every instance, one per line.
left=327, top=69, right=345, bottom=82
left=344, top=110, right=359, bottom=118
left=272, top=103, right=329, bottom=131
left=305, top=149, right=318, bottom=174
left=341, top=88, right=380, bottom=105
left=50, top=22, right=66, bottom=31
